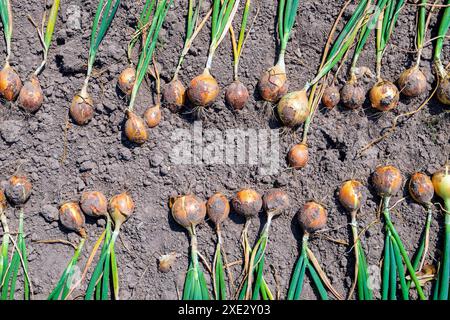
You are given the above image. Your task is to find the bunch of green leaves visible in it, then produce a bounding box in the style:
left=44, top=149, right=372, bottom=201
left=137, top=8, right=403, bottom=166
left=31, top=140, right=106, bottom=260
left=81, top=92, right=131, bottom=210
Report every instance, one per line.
left=380, top=197, right=426, bottom=300
left=434, top=0, right=450, bottom=77
left=0, top=0, right=12, bottom=63
left=205, top=0, right=240, bottom=69
left=0, top=212, right=9, bottom=288
left=127, top=0, right=156, bottom=64
left=212, top=241, right=226, bottom=300
left=128, top=0, right=172, bottom=111
left=0, top=209, right=30, bottom=300
left=277, top=0, right=300, bottom=56
left=433, top=194, right=450, bottom=300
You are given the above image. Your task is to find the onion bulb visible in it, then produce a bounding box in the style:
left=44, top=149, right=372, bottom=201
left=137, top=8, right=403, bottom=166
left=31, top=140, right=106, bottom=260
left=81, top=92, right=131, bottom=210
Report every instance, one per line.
left=298, top=201, right=327, bottom=233
left=409, top=172, right=434, bottom=205
left=162, top=79, right=186, bottom=113
left=18, top=75, right=44, bottom=113
left=187, top=69, right=219, bottom=107
left=70, top=88, right=94, bottom=125
left=109, top=192, right=135, bottom=227
left=322, top=85, right=340, bottom=109
left=340, top=82, right=366, bottom=109
left=288, top=143, right=309, bottom=169
left=206, top=193, right=230, bottom=226
left=80, top=191, right=108, bottom=218
left=225, top=80, right=249, bottom=110
left=372, top=165, right=403, bottom=197
left=144, top=105, right=162, bottom=128
left=117, top=67, right=136, bottom=96
left=263, top=189, right=290, bottom=217
left=5, top=175, right=32, bottom=205
left=0, top=189, right=6, bottom=212
left=432, top=165, right=450, bottom=201
left=277, top=90, right=309, bottom=127
left=124, top=110, right=148, bottom=144
left=369, top=81, right=399, bottom=111
left=170, top=194, right=206, bottom=229
left=257, top=62, right=288, bottom=102
left=339, top=180, right=364, bottom=212
left=436, top=75, right=450, bottom=105
left=397, top=67, right=427, bottom=97
left=232, top=188, right=262, bottom=219
left=59, top=202, right=86, bottom=237
left=0, top=63, right=22, bottom=101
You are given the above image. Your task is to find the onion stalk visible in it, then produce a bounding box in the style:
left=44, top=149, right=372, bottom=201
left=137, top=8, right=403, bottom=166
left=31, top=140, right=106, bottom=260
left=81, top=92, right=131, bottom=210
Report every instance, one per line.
left=0, top=0, right=22, bottom=101
left=170, top=194, right=209, bottom=300
left=432, top=165, right=450, bottom=300
left=124, top=0, right=171, bottom=144
left=434, top=0, right=450, bottom=105
left=69, top=0, right=121, bottom=125
left=163, top=0, right=212, bottom=113
left=186, top=0, right=240, bottom=107
left=372, top=166, right=425, bottom=300
left=18, top=0, right=60, bottom=113
left=0, top=189, right=9, bottom=288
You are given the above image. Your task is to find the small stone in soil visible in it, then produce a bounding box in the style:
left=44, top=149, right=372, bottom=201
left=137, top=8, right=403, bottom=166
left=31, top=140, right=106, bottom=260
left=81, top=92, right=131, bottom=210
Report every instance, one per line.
left=40, top=204, right=59, bottom=223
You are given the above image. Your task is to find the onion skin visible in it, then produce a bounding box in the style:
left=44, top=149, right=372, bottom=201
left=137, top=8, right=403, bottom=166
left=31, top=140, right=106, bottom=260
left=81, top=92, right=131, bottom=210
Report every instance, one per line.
left=117, top=67, right=136, bottom=96
left=257, top=63, right=288, bottom=102
left=232, top=189, right=262, bottom=219
left=225, top=80, right=249, bottom=110
left=206, top=193, right=230, bottom=226
left=5, top=175, right=32, bottom=205
left=288, top=143, right=309, bottom=169
left=70, top=89, right=94, bottom=125
left=187, top=69, right=219, bottom=107
left=80, top=191, right=108, bottom=218
left=0, top=189, right=6, bottom=212
left=125, top=110, right=149, bottom=144
left=171, top=194, right=206, bottom=229
left=369, top=81, right=399, bottom=111
left=144, top=105, right=162, bottom=128
left=59, top=202, right=86, bottom=237
left=322, top=85, right=340, bottom=109
left=432, top=166, right=450, bottom=200
left=298, top=201, right=327, bottom=233
left=0, top=63, right=22, bottom=101
left=109, top=192, right=135, bottom=226
left=397, top=67, right=427, bottom=97
left=163, top=79, right=186, bottom=113
left=436, top=76, right=450, bottom=105
left=277, top=90, right=309, bottom=127
left=339, top=180, right=364, bottom=212
left=340, top=82, right=365, bottom=109
left=19, top=76, right=44, bottom=113
left=263, top=189, right=290, bottom=217
left=372, top=165, right=403, bottom=197
left=409, top=172, right=434, bottom=205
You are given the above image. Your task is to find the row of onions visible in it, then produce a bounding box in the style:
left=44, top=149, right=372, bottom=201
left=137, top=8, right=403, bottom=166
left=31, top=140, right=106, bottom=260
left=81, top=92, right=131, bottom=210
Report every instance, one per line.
left=167, top=163, right=450, bottom=300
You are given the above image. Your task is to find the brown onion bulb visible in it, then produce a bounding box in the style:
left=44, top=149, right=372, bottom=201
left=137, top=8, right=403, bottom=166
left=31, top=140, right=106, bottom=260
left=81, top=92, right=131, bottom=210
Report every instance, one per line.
left=0, top=189, right=6, bottom=213
left=225, top=80, right=249, bottom=110
left=339, top=180, right=364, bottom=212
left=80, top=191, right=108, bottom=218
left=117, top=67, right=136, bottom=96
left=5, top=175, right=32, bottom=205
left=171, top=194, right=206, bottom=229
left=0, top=63, right=22, bottom=101
left=187, top=69, right=219, bottom=107
left=232, top=189, right=262, bottom=219
left=432, top=165, right=450, bottom=201
left=369, top=81, right=399, bottom=111
left=109, top=192, right=135, bottom=227
left=372, top=165, right=403, bottom=197
left=263, top=189, right=290, bottom=217
left=206, top=193, right=230, bottom=226
left=257, top=62, right=288, bottom=102
left=18, top=75, right=44, bottom=113
left=436, top=75, right=450, bottom=105
left=340, top=82, right=366, bottom=109
left=322, top=85, right=340, bottom=109
left=288, top=143, right=309, bottom=169
left=70, top=88, right=94, bottom=125
left=277, top=90, right=309, bottom=127
left=144, top=105, right=162, bottom=128
left=408, top=172, right=434, bottom=205
left=163, top=79, right=186, bottom=113
left=298, top=201, right=327, bottom=233
left=125, top=110, right=148, bottom=144
left=397, top=67, right=427, bottom=97
left=59, top=202, right=86, bottom=237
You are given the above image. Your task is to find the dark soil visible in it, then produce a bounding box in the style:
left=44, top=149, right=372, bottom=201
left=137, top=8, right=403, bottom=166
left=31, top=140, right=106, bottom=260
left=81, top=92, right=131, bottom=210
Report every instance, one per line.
left=0, top=0, right=448, bottom=300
